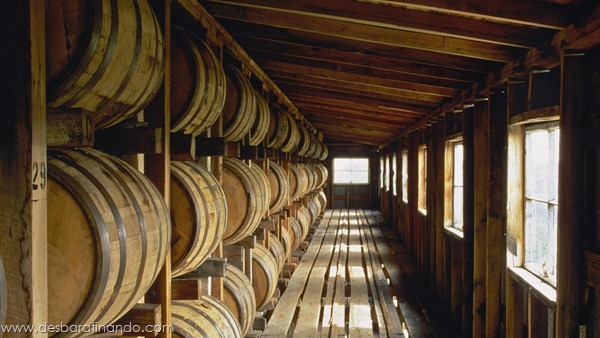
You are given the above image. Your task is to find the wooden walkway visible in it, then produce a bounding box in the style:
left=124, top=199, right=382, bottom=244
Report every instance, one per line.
left=263, top=209, right=437, bottom=338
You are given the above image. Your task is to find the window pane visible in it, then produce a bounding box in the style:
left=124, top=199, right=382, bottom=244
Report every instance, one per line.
left=453, top=186, right=463, bottom=230
left=524, top=122, right=559, bottom=283
left=334, top=158, right=369, bottom=184
left=525, top=200, right=557, bottom=280
left=454, top=142, right=464, bottom=187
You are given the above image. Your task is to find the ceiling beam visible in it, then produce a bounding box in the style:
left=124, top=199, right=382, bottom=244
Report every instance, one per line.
left=205, top=2, right=524, bottom=61
left=250, top=50, right=469, bottom=90
left=294, top=100, right=422, bottom=121
left=357, top=0, right=578, bottom=29
left=260, top=60, right=457, bottom=97
left=302, top=112, right=406, bottom=132
left=217, top=19, right=504, bottom=73
left=274, top=79, right=445, bottom=107
left=237, top=36, right=481, bottom=83
left=205, top=0, right=558, bottom=46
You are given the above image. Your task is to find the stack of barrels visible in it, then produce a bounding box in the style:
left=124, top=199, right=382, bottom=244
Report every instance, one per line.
left=40, top=0, right=328, bottom=337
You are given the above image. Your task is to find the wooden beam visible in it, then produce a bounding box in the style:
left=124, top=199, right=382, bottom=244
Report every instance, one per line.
left=237, top=36, right=483, bottom=81
left=486, top=92, right=508, bottom=338
left=462, top=107, right=475, bottom=337
left=218, top=18, right=504, bottom=73
left=472, top=101, right=489, bottom=337
left=206, top=2, right=522, bottom=62
left=296, top=101, right=421, bottom=122
left=206, top=0, right=556, bottom=47
left=260, top=59, right=458, bottom=97
left=556, top=51, right=585, bottom=338
left=275, top=79, right=443, bottom=107
left=249, top=49, right=470, bottom=90
left=0, top=0, right=47, bottom=335
left=399, top=4, right=600, bottom=137
left=144, top=1, right=172, bottom=337
left=286, top=88, right=431, bottom=115
left=302, top=112, right=407, bottom=132
left=357, top=0, right=577, bottom=29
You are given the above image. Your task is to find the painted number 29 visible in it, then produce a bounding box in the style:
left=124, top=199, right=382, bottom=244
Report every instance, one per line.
left=32, top=161, right=47, bottom=191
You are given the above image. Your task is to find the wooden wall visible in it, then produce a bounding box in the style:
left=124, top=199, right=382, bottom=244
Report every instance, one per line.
left=379, top=46, right=600, bottom=337
left=325, top=143, right=379, bottom=210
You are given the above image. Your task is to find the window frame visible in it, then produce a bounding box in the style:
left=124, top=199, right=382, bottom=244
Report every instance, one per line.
left=444, top=137, right=464, bottom=232
left=332, top=157, right=370, bottom=185
left=507, top=117, right=560, bottom=292
left=417, top=145, right=427, bottom=214
left=401, top=149, right=408, bottom=203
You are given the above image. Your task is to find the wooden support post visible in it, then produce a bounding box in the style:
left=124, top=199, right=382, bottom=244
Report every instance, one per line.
left=186, top=258, right=227, bottom=278
left=114, top=304, right=162, bottom=337
left=434, top=118, right=446, bottom=299
left=506, top=278, right=525, bottom=338
left=144, top=1, right=171, bottom=337
left=0, top=1, right=48, bottom=336
left=462, top=106, right=475, bottom=337
left=171, top=278, right=203, bottom=301
left=472, top=100, right=489, bottom=336
left=486, top=91, right=508, bottom=338
left=557, top=50, right=585, bottom=338
left=210, top=102, right=224, bottom=302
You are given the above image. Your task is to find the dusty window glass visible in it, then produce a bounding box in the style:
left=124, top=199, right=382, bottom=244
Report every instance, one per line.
left=452, top=141, right=464, bottom=230
left=524, top=122, right=559, bottom=284
left=334, top=158, right=369, bottom=184
left=392, top=152, right=398, bottom=196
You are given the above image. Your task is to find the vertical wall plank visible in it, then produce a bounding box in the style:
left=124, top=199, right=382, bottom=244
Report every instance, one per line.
left=462, top=107, right=475, bottom=337
left=435, top=118, right=446, bottom=298
left=506, top=279, right=525, bottom=338
left=0, top=1, right=48, bottom=336
left=557, top=51, right=585, bottom=338
left=486, top=91, right=508, bottom=338
left=145, top=1, right=171, bottom=337
left=472, top=101, right=489, bottom=337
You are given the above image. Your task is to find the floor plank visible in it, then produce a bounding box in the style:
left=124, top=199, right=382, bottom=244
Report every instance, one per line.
left=267, top=209, right=439, bottom=337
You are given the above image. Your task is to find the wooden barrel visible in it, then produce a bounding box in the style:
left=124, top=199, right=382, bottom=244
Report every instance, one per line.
left=307, top=198, right=320, bottom=225
left=288, top=216, right=303, bottom=252
left=222, top=65, right=256, bottom=142
left=280, top=226, right=293, bottom=260
left=299, top=163, right=317, bottom=193
left=223, top=264, right=256, bottom=336
left=268, top=233, right=286, bottom=273
left=0, top=258, right=6, bottom=338
left=267, top=109, right=290, bottom=149
left=46, top=0, right=164, bottom=128
left=221, top=158, right=269, bottom=245
left=289, top=164, right=309, bottom=201
left=296, top=123, right=311, bottom=157
left=252, top=244, right=279, bottom=309
left=248, top=162, right=271, bottom=216
left=318, top=190, right=328, bottom=211
left=295, top=204, right=312, bottom=242
left=304, top=133, right=320, bottom=159
left=170, top=28, right=225, bottom=135
left=170, top=161, right=227, bottom=277
left=313, top=164, right=329, bottom=189
left=249, top=91, right=270, bottom=146
left=319, top=142, right=329, bottom=161
left=172, top=298, right=242, bottom=338
left=47, top=148, right=171, bottom=332
left=281, top=113, right=301, bottom=153
left=258, top=160, right=290, bottom=214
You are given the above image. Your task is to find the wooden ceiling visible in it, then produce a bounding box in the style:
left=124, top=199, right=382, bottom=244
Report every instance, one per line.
left=200, top=0, right=597, bottom=146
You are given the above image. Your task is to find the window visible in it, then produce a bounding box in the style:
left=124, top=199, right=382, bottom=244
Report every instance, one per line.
left=380, top=157, right=384, bottom=189
left=333, top=158, right=369, bottom=184
left=385, top=155, right=390, bottom=192
left=418, top=146, right=427, bottom=213
left=445, top=139, right=464, bottom=231
left=392, top=152, right=398, bottom=196
left=401, top=150, right=408, bottom=203
left=524, top=122, right=559, bottom=284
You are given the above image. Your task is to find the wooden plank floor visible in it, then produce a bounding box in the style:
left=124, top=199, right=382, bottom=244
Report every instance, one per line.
left=264, top=209, right=437, bottom=338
